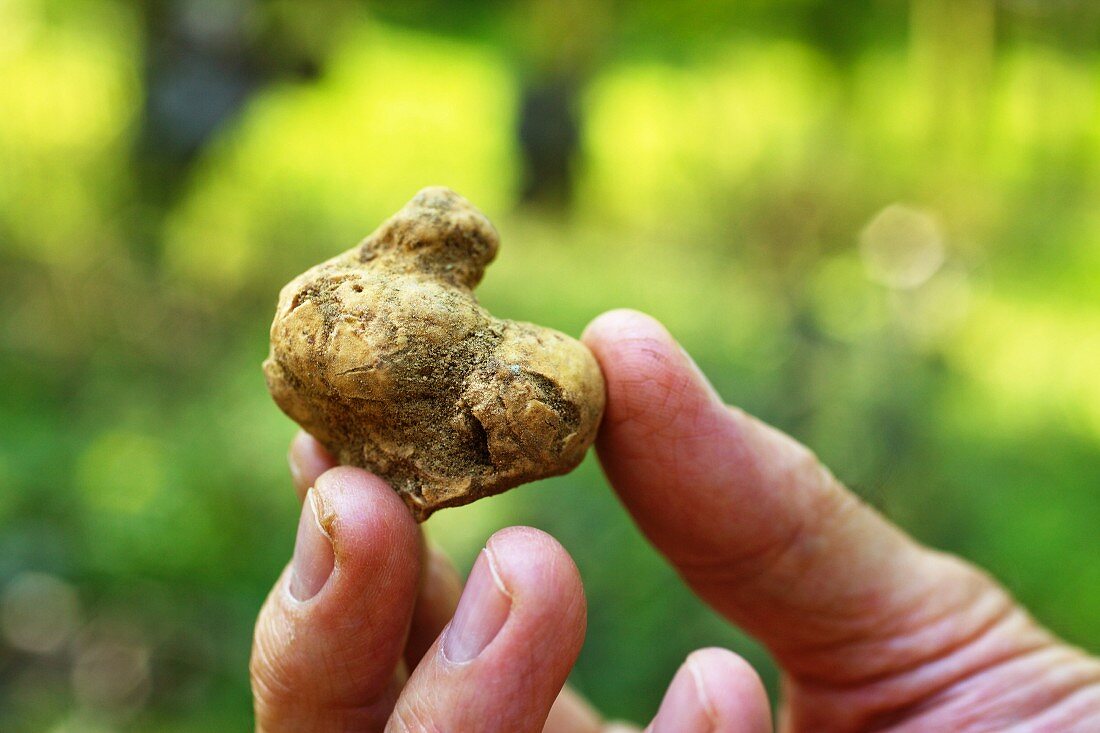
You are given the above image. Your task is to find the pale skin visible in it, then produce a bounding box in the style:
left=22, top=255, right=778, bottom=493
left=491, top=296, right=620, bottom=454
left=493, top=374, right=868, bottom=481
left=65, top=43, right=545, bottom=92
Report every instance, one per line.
left=251, top=309, right=1100, bottom=732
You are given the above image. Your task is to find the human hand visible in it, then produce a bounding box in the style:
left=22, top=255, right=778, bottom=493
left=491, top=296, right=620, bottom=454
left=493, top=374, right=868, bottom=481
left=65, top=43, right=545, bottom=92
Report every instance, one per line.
left=250, top=309, right=1100, bottom=732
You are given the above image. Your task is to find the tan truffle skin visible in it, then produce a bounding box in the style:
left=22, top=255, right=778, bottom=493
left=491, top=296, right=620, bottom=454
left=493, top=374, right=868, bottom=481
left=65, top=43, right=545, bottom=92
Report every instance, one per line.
left=263, top=187, right=606, bottom=521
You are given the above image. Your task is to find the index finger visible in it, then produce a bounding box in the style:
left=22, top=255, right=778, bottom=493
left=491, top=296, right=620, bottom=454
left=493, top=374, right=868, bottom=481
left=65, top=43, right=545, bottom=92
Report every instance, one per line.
left=582, top=310, right=1032, bottom=688
left=288, top=430, right=337, bottom=502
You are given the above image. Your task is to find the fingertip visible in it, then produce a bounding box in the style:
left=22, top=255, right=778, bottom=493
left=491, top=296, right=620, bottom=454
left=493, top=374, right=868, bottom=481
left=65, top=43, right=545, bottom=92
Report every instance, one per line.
left=312, top=467, right=420, bottom=594
left=582, top=314, right=731, bottom=543
left=581, top=308, right=672, bottom=356
left=686, top=648, right=771, bottom=733
left=288, top=430, right=336, bottom=500
left=484, top=526, right=586, bottom=649
left=485, top=524, right=567, bottom=554
left=583, top=309, right=721, bottom=439
left=485, top=527, right=584, bottom=602
left=581, top=309, right=701, bottom=393
left=314, top=465, right=415, bottom=530
left=390, top=527, right=588, bottom=731
left=651, top=648, right=770, bottom=733
left=313, top=464, right=396, bottom=502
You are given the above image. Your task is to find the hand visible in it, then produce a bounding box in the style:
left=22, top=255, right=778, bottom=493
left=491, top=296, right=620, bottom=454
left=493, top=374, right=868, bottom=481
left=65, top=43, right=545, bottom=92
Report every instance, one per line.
left=250, top=310, right=1100, bottom=732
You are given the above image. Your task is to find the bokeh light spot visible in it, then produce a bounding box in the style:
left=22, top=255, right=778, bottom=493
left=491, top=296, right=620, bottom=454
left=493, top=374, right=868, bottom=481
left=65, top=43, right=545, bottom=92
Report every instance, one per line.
left=859, top=203, right=946, bottom=289
left=1, top=571, right=81, bottom=654
left=72, top=634, right=151, bottom=718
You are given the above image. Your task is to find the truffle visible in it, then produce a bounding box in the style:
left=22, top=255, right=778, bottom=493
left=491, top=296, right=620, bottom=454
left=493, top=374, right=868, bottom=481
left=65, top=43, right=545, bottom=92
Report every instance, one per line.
left=264, top=187, right=606, bottom=521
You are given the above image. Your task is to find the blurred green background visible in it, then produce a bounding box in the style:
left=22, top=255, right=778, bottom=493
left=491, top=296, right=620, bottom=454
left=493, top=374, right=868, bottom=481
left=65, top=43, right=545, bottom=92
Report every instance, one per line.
left=2, top=0, right=1099, bottom=729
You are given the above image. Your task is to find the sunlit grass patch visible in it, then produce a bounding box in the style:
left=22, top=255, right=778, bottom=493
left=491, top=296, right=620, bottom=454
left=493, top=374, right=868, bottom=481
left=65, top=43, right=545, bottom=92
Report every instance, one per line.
left=164, top=22, right=517, bottom=293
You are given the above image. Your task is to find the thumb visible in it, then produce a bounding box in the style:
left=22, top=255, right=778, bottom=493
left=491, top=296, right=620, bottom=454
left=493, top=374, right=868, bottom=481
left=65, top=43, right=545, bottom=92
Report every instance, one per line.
left=250, top=468, right=421, bottom=732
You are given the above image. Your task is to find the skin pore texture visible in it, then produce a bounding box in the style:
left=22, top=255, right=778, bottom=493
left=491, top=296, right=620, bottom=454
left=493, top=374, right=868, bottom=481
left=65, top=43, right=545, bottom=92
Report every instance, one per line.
left=265, top=187, right=605, bottom=521
left=253, top=310, right=1100, bottom=732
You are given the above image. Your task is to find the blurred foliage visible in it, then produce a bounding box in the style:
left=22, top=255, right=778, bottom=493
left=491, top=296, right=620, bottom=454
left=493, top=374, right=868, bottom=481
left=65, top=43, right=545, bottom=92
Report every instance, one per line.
left=2, top=0, right=1100, bottom=729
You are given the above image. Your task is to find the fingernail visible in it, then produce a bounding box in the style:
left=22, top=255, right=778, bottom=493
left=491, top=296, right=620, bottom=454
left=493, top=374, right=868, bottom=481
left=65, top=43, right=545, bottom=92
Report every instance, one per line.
left=442, top=548, right=511, bottom=663
left=650, top=658, right=716, bottom=733
left=290, top=489, right=335, bottom=601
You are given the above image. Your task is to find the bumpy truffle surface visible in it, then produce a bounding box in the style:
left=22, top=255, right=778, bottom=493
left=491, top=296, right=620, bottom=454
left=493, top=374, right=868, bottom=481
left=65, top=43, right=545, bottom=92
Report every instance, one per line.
left=264, top=187, right=606, bottom=521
